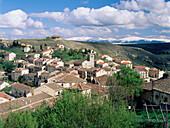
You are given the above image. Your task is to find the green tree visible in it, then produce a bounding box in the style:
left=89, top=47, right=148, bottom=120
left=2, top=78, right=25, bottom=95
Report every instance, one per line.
left=17, top=75, right=24, bottom=83
left=40, top=45, right=42, bottom=50
left=107, top=66, right=144, bottom=105
left=3, top=61, right=15, bottom=73
left=2, top=91, right=139, bottom=128
left=46, top=37, right=50, bottom=40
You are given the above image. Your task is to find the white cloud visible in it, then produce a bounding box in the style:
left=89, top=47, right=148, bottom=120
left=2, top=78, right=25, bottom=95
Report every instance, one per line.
left=26, top=18, right=44, bottom=28
left=160, top=29, right=170, bottom=33
left=66, top=36, right=92, bottom=41
left=29, top=4, right=170, bottom=29
left=50, top=26, right=113, bottom=38
left=0, top=32, right=6, bottom=35
left=0, top=9, right=44, bottom=29
left=11, top=29, right=25, bottom=36
left=134, top=32, right=140, bottom=35
left=0, top=9, right=27, bottom=29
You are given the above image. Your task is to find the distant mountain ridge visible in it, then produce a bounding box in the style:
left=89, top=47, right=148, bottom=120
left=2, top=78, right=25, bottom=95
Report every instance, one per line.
left=67, top=36, right=170, bottom=44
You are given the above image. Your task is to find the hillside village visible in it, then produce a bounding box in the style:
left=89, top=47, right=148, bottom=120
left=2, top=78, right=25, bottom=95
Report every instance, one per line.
left=0, top=35, right=169, bottom=117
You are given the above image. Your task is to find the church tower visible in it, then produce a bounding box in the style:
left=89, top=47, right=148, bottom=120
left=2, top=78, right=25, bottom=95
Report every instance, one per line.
left=87, top=54, right=94, bottom=67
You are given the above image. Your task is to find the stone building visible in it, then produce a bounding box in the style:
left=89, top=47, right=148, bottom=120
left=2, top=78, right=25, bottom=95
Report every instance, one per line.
left=11, top=83, right=32, bottom=98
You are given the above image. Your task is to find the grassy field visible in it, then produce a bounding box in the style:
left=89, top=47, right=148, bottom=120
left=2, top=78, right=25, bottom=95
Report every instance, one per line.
left=11, top=39, right=170, bottom=71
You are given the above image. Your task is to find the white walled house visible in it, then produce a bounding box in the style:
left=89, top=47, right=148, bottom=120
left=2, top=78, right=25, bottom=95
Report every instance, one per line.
left=134, top=68, right=149, bottom=79
left=96, top=62, right=108, bottom=68
left=121, top=62, right=133, bottom=69
left=94, top=59, right=104, bottom=66
left=11, top=68, right=29, bottom=81
left=41, top=49, right=53, bottom=56
left=4, top=52, right=16, bottom=61
left=24, top=46, right=31, bottom=52
left=0, top=81, right=10, bottom=90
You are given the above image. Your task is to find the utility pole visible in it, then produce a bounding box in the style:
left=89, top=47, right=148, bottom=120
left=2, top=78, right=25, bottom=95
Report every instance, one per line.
left=165, top=103, right=168, bottom=128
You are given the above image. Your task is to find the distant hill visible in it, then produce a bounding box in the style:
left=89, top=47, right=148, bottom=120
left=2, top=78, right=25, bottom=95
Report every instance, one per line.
left=17, top=38, right=170, bottom=71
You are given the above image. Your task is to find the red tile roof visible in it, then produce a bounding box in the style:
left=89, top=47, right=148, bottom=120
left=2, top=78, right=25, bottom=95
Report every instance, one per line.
left=41, top=49, right=51, bottom=53
left=4, top=52, right=11, bottom=55
left=0, top=93, right=9, bottom=100
left=121, top=62, right=131, bottom=64
left=134, top=66, right=147, bottom=68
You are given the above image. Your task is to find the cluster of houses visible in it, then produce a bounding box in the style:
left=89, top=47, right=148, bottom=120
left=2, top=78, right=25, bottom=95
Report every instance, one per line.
left=0, top=40, right=168, bottom=115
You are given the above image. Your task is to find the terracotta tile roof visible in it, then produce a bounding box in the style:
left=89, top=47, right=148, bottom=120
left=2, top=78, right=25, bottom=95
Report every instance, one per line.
left=27, top=53, right=36, bottom=55
left=144, top=76, right=170, bottom=94
left=94, top=75, right=108, bottom=85
left=121, top=62, right=131, bottom=64
left=97, top=62, right=105, bottom=65
left=12, top=83, right=31, bottom=93
left=137, top=68, right=147, bottom=72
left=4, top=52, right=11, bottom=55
left=0, top=93, right=9, bottom=100
left=134, top=66, right=147, bottom=69
left=55, top=74, right=85, bottom=83
left=71, top=83, right=91, bottom=91
left=41, top=49, right=51, bottom=54
left=0, top=92, right=52, bottom=114
left=15, top=68, right=28, bottom=71
left=44, top=83, right=63, bottom=91
left=115, top=66, right=122, bottom=69
left=149, top=68, right=158, bottom=70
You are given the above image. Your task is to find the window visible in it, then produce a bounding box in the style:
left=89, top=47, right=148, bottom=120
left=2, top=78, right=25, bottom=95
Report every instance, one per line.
left=155, top=95, right=159, bottom=100
left=164, top=97, right=168, bottom=102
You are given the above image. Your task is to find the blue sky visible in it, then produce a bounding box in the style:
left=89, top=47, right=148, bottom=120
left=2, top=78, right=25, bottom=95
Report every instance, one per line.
left=0, top=0, right=170, bottom=41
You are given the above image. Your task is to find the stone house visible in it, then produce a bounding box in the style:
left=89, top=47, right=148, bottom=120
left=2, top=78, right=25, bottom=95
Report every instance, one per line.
left=78, top=68, right=88, bottom=80
left=34, top=65, right=45, bottom=73
left=94, top=75, right=108, bottom=87
left=149, top=68, right=165, bottom=79
left=47, top=71, right=65, bottom=83
left=142, top=76, right=170, bottom=105
left=65, top=61, right=75, bottom=68
left=54, top=74, right=86, bottom=88
left=69, top=83, right=91, bottom=96
left=33, top=82, right=63, bottom=97
left=0, top=81, right=10, bottom=90
left=27, top=57, right=36, bottom=64
left=87, top=68, right=107, bottom=82
left=4, top=52, right=16, bottom=61
left=102, top=67, right=116, bottom=76
left=11, top=83, right=32, bottom=98
left=11, top=68, right=29, bottom=81
left=25, top=53, right=40, bottom=59
left=46, top=63, right=60, bottom=72
left=23, top=73, right=37, bottom=83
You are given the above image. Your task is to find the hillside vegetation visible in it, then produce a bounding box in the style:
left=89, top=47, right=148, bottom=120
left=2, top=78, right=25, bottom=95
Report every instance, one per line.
left=17, top=39, right=170, bottom=71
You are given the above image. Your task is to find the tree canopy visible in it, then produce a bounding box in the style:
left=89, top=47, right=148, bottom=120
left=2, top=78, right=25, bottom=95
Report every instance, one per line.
left=1, top=90, right=139, bottom=128
left=107, top=66, right=144, bottom=105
